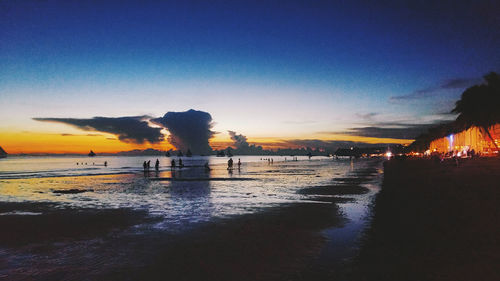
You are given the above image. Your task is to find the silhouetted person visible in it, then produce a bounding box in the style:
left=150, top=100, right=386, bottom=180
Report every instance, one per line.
left=237, top=158, right=241, bottom=169
left=147, top=160, right=151, bottom=170
left=178, top=158, right=183, bottom=168
left=143, top=161, right=147, bottom=171
left=227, top=158, right=233, bottom=170
left=155, top=159, right=159, bottom=171
left=104, top=161, right=107, bottom=167
left=171, top=159, right=176, bottom=169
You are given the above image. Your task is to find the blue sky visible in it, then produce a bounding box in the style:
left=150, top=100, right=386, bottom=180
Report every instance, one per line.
left=1, top=0, right=499, bottom=149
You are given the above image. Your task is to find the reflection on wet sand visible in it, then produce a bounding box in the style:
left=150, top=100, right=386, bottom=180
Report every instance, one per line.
left=0, top=156, right=383, bottom=280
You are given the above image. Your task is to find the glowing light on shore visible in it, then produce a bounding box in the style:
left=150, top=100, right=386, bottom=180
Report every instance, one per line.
left=448, top=134, right=454, bottom=150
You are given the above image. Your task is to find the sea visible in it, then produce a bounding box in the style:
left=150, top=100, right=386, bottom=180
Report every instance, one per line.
left=0, top=155, right=384, bottom=279
left=0, top=155, right=380, bottom=227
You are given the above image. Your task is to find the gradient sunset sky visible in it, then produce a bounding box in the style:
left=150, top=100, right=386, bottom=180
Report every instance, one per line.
left=1, top=1, right=499, bottom=153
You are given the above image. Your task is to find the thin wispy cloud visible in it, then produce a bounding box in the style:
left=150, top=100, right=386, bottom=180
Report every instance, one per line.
left=60, top=133, right=102, bottom=137
left=282, top=120, right=318, bottom=125
left=355, top=112, right=378, bottom=121
left=390, top=77, right=481, bottom=101
left=319, top=120, right=447, bottom=140
left=283, top=139, right=394, bottom=151
left=342, top=125, right=433, bottom=140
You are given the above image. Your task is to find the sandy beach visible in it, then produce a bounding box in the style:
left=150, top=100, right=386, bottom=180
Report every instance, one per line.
left=0, top=158, right=382, bottom=281
left=352, top=158, right=500, bottom=281
left=2, top=157, right=497, bottom=280
left=0, top=198, right=348, bottom=281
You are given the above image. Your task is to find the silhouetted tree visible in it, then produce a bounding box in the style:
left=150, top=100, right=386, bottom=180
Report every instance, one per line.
left=451, top=72, right=500, bottom=149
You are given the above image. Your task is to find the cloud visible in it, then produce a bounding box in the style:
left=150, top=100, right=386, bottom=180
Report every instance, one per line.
left=225, top=131, right=266, bottom=154
left=34, top=116, right=164, bottom=144
left=60, top=133, right=102, bottom=137
left=390, top=77, right=481, bottom=101
left=228, top=130, right=249, bottom=148
left=151, top=109, right=214, bottom=155
left=342, top=126, right=431, bottom=140
left=328, top=120, right=448, bottom=140
left=282, top=120, right=317, bottom=125
left=355, top=112, right=378, bottom=121
left=283, top=139, right=393, bottom=151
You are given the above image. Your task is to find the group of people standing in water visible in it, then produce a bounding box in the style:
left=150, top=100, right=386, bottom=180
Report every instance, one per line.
left=142, top=157, right=244, bottom=172
left=227, top=158, right=242, bottom=170
left=143, top=159, right=161, bottom=171
left=77, top=161, right=107, bottom=166
left=142, top=158, right=209, bottom=172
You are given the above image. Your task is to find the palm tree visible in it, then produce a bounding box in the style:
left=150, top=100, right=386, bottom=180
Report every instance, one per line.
left=451, top=72, right=500, bottom=150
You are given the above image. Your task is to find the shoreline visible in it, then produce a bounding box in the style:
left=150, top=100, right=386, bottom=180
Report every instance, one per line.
left=0, top=158, right=383, bottom=280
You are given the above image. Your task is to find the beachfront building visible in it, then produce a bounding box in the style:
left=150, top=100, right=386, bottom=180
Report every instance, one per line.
left=429, top=124, right=500, bottom=156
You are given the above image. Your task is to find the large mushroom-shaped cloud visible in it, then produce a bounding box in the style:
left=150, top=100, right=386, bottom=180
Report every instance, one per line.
left=151, top=109, right=215, bottom=155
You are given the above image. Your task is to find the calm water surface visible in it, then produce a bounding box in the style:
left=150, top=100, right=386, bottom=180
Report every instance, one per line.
left=0, top=155, right=381, bottom=232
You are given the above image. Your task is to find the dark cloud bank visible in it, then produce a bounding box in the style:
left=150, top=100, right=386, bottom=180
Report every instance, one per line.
left=35, top=109, right=427, bottom=155
left=341, top=123, right=440, bottom=140
left=34, top=116, right=164, bottom=144
left=35, top=109, right=216, bottom=155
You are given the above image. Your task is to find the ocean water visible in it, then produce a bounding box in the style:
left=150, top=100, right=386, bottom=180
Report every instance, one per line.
left=0, top=155, right=381, bottom=231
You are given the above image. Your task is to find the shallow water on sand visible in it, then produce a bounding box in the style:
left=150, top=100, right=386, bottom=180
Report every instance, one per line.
left=1, top=156, right=385, bottom=280
left=0, top=156, right=380, bottom=232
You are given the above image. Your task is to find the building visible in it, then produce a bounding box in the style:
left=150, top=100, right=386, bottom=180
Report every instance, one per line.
left=429, top=124, right=499, bottom=156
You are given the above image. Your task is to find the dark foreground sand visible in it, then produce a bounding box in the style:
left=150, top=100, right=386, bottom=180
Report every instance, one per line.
left=0, top=202, right=342, bottom=281
left=351, top=158, right=500, bottom=281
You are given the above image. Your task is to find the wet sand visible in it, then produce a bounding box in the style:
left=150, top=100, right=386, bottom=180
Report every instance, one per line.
left=0, top=159, right=383, bottom=281
left=0, top=201, right=342, bottom=281
left=352, top=158, right=500, bottom=281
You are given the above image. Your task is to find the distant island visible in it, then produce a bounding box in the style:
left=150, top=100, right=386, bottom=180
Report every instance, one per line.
left=5, top=144, right=404, bottom=157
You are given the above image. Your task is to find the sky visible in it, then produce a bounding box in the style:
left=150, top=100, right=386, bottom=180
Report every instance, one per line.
left=1, top=0, right=499, bottom=153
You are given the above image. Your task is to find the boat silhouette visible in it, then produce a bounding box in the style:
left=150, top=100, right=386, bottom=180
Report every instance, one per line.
left=0, top=146, right=7, bottom=158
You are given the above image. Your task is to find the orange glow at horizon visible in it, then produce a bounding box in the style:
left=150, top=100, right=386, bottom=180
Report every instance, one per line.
left=211, top=134, right=412, bottom=150
left=1, top=130, right=412, bottom=154
left=0, top=131, right=174, bottom=154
